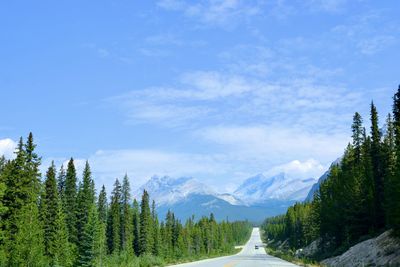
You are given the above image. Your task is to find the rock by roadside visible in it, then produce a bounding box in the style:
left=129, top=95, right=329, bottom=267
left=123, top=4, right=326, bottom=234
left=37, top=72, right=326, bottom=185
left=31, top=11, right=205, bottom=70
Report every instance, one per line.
left=321, top=230, right=400, bottom=267
left=296, top=239, right=321, bottom=258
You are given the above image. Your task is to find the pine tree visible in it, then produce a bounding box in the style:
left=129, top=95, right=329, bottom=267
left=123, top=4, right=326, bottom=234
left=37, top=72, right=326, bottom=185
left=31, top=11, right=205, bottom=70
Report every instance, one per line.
left=121, top=174, right=133, bottom=253
left=64, top=158, right=78, bottom=244
left=139, top=190, right=152, bottom=255
left=107, top=178, right=122, bottom=254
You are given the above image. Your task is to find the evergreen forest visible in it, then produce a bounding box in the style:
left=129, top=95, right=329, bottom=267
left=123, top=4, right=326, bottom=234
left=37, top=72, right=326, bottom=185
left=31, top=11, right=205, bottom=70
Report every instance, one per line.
left=262, top=85, right=400, bottom=259
left=0, top=135, right=251, bottom=266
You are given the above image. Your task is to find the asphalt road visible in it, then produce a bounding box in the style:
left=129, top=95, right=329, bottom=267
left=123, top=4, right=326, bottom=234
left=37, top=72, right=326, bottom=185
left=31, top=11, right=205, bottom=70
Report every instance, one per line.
left=169, top=228, right=299, bottom=267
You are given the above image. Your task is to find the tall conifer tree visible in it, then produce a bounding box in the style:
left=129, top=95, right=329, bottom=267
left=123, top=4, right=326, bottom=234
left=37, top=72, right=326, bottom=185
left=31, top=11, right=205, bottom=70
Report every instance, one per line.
left=370, top=102, right=385, bottom=229
left=132, top=199, right=140, bottom=255
left=390, top=85, right=400, bottom=235
left=139, top=190, right=152, bottom=255
left=121, top=174, right=133, bottom=252
left=57, top=164, right=66, bottom=203
left=64, top=158, right=78, bottom=244
left=107, top=178, right=122, bottom=254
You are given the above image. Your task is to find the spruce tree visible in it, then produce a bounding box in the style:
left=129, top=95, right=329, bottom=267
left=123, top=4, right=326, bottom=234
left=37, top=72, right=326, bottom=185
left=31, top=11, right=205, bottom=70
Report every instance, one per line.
left=57, top=164, right=66, bottom=203
left=3, top=138, right=28, bottom=229
left=107, top=178, right=122, bottom=254
left=42, top=162, right=61, bottom=258
left=152, top=200, right=160, bottom=256
left=139, top=190, right=152, bottom=255
left=98, top=185, right=107, bottom=224
left=96, top=186, right=107, bottom=266
left=391, top=85, right=400, bottom=235
left=121, top=174, right=133, bottom=252
left=11, top=202, right=46, bottom=266
left=64, top=158, right=78, bottom=244
left=132, top=199, right=140, bottom=255
left=76, top=161, right=96, bottom=260
left=352, top=112, right=364, bottom=163
left=24, top=132, right=41, bottom=202
left=383, top=113, right=396, bottom=228
left=0, top=178, right=7, bottom=261
left=370, top=102, right=385, bottom=229
left=77, top=203, right=99, bottom=267
left=52, top=198, right=73, bottom=266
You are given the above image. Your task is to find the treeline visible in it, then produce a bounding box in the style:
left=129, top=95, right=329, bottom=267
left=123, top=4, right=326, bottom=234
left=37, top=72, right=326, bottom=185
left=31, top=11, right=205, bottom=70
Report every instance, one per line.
left=263, top=85, right=400, bottom=257
left=0, top=135, right=251, bottom=266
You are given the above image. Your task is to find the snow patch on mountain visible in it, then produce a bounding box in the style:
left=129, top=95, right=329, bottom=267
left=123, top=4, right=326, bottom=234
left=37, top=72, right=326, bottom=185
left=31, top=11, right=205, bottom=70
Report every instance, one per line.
left=133, top=175, right=242, bottom=206
left=234, top=172, right=317, bottom=204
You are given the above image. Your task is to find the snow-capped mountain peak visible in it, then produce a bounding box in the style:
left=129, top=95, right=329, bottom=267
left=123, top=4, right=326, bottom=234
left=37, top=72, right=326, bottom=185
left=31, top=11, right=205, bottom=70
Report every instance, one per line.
left=234, top=172, right=317, bottom=204
left=133, top=175, right=243, bottom=206
left=133, top=175, right=216, bottom=205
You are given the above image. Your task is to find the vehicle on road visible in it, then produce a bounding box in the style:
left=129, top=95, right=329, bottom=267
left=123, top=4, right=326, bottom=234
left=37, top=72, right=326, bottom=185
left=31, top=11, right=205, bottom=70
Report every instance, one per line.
left=255, top=245, right=259, bottom=249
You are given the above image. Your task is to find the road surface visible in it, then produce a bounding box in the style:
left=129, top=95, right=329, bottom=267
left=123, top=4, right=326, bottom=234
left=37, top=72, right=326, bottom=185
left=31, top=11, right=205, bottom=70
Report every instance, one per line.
left=169, top=228, right=299, bottom=267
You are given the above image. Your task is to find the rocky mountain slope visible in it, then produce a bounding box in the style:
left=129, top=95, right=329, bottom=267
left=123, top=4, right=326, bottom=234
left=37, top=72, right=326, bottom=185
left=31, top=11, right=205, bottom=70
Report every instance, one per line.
left=321, top=230, right=400, bottom=267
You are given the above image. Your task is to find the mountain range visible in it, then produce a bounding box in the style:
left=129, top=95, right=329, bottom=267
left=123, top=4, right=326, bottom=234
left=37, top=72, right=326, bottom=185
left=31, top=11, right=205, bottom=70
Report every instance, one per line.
left=133, top=171, right=318, bottom=223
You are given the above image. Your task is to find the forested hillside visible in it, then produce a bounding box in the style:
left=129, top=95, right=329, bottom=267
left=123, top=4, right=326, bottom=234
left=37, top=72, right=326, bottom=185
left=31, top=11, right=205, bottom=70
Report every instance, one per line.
left=0, top=135, right=251, bottom=266
left=262, top=85, right=400, bottom=259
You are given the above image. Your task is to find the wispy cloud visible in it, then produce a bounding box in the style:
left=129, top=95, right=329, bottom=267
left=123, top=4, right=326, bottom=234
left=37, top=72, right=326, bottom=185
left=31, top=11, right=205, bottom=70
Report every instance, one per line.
left=110, top=69, right=362, bottom=134
left=82, top=43, right=133, bottom=63
left=157, top=0, right=264, bottom=28
left=304, top=0, right=351, bottom=13
left=357, top=35, right=397, bottom=55
left=331, top=11, right=399, bottom=56
left=199, top=125, right=349, bottom=164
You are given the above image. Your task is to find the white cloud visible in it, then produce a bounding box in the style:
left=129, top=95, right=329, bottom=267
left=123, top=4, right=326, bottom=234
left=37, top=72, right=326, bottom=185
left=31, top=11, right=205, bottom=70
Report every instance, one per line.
left=0, top=138, right=17, bottom=159
left=199, top=125, right=349, bottom=164
left=157, top=0, right=263, bottom=28
left=110, top=70, right=361, bottom=132
left=304, top=0, right=350, bottom=13
left=265, top=159, right=326, bottom=179
left=357, top=35, right=397, bottom=55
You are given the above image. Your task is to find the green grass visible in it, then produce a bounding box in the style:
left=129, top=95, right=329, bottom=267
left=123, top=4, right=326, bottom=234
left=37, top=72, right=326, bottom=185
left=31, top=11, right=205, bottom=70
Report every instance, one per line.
left=264, top=247, right=321, bottom=267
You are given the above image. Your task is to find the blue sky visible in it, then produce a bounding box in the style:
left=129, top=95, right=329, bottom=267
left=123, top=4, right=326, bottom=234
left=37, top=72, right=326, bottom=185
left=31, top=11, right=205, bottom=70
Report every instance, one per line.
left=0, top=0, right=399, bottom=192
